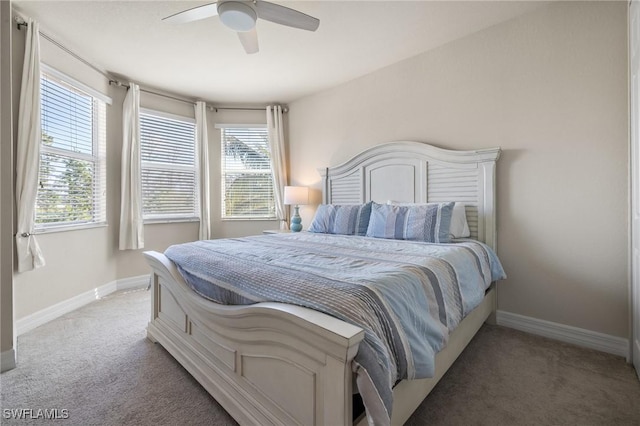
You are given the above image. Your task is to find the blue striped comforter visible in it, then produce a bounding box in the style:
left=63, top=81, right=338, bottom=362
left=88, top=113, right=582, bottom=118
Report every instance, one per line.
left=165, top=233, right=506, bottom=425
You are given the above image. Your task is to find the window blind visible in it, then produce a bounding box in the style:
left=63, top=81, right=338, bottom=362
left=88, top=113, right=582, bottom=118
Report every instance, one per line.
left=36, top=72, right=107, bottom=229
left=220, top=126, right=275, bottom=218
left=140, top=111, right=198, bottom=221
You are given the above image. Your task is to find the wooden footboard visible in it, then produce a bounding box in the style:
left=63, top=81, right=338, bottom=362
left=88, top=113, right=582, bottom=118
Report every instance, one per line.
left=144, top=251, right=365, bottom=426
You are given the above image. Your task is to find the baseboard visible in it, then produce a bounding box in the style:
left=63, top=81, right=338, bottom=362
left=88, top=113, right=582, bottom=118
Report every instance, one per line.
left=1, top=348, right=16, bottom=372
left=15, top=274, right=149, bottom=336
left=115, top=274, right=151, bottom=291
left=496, top=310, right=629, bottom=358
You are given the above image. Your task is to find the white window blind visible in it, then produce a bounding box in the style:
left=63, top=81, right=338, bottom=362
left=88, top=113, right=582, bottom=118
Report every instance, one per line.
left=140, top=110, right=198, bottom=221
left=36, top=71, right=107, bottom=229
left=220, top=126, right=275, bottom=219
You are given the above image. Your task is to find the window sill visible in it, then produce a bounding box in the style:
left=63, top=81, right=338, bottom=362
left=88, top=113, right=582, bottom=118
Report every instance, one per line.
left=221, top=217, right=279, bottom=222
left=143, top=218, right=200, bottom=225
left=34, top=222, right=108, bottom=235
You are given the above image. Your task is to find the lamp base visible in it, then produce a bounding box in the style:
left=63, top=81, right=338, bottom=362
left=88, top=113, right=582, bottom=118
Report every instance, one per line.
left=290, top=206, right=302, bottom=232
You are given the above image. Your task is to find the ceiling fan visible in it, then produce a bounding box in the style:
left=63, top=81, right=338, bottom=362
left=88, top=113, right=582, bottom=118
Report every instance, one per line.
left=163, top=0, right=320, bottom=54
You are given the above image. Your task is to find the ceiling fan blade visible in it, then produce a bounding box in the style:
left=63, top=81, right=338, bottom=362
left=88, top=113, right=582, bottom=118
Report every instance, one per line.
left=163, top=2, right=219, bottom=24
left=238, top=29, right=259, bottom=54
left=255, top=1, right=319, bottom=32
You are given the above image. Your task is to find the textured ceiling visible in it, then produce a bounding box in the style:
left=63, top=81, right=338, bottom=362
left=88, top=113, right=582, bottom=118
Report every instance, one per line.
left=13, top=1, right=544, bottom=105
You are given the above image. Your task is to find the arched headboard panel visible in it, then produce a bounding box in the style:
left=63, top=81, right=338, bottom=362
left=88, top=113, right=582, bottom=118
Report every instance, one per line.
left=318, top=141, right=501, bottom=250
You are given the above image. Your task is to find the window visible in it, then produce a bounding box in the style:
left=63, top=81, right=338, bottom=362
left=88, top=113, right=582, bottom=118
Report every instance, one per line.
left=140, top=110, right=198, bottom=222
left=36, top=67, right=107, bottom=230
left=219, top=125, right=275, bottom=219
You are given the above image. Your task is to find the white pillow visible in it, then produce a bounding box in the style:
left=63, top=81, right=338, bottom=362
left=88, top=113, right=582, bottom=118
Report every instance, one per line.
left=386, top=200, right=470, bottom=239
left=450, top=202, right=471, bottom=238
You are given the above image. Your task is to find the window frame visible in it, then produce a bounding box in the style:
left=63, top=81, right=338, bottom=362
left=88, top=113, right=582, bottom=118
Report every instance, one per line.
left=139, top=108, right=199, bottom=224
left=218, top=124, right=276, bottom=221
left=34, top=64, right=110, bottom=234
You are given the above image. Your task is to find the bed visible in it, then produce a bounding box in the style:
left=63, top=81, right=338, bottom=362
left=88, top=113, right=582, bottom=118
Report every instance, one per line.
left=143, top=141, right=502, bottom=426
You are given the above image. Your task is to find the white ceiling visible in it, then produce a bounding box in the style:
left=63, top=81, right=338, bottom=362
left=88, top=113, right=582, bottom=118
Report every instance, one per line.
left=13, top=1, right=543, bottom=105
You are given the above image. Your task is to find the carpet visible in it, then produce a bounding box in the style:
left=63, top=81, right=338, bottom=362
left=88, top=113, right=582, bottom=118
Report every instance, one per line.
left=1, top=289, right=639, bottom=425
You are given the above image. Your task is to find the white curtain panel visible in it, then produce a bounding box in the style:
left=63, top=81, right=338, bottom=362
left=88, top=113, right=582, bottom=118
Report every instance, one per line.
left=118, top=83, right=144, bottom=250
left=195, top=101, right=211, bottom=240
left=15, top=18, right=45, bottom=272
left=266, top=105, right=288, bottom=229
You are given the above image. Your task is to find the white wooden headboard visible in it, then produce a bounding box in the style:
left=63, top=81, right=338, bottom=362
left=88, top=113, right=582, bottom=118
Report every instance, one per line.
left=319, top=141, right=501, bottom=250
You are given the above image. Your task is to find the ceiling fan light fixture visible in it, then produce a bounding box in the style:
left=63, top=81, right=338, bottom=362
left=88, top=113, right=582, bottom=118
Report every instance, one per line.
left=218, top=1, right=257, bottom=32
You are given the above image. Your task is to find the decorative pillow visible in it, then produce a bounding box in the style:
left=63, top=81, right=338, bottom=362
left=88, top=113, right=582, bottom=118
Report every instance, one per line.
left=367, top=202, right=455, bottom=243
left=387, top=200, right=470, bottom=239
left=308, top=202, right=372, bottom=236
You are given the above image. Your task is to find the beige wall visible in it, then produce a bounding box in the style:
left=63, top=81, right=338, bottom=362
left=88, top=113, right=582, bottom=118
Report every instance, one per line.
left=10, top=1, right=628, bottom=341
left=289, top=2, right=629, bottom=338
left=1, top=0, right=16, bottom=370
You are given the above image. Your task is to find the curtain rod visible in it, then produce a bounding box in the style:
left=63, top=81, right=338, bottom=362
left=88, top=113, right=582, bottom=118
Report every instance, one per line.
left=15, top=16, right=113, bottom=82
left=211, top=106, right=289, bottom=113
left=14, top=17, right=194, bottom=108
left=109, top=82, right=288, bottom=113
left=110, top=81, right=197, bottom=106
left=16, top=16, right=288, bottom=114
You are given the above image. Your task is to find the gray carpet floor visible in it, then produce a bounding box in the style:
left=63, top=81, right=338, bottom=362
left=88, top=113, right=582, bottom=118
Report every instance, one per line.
left=1, top=289, right=639, bottom=425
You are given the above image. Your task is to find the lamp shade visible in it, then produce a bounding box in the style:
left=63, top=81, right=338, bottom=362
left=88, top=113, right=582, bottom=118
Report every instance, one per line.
left=283, top=186, right=309, bottom=206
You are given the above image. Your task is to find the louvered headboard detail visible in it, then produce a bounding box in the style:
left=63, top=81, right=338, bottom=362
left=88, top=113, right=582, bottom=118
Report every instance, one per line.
left=319, top=141, right=501, bottom=250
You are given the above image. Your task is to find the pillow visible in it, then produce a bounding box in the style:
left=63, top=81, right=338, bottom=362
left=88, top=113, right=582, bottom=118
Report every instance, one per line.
left=387, top=200, right=470, bottom=238
left=367, top=202, right=455, bottom=243
left=450, top=202, right=471, bottom=238
left=308, top=202, right=372, bottom=236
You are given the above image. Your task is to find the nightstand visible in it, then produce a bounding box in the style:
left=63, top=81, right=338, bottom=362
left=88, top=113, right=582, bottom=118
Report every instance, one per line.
left=263, top=229, right=292, bottom=234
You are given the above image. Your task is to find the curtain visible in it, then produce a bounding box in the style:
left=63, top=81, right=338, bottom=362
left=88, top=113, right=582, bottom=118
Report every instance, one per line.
left=119, top=83, right=143, bottom=250
left=195, top=101, right=211, bottom=240
left=266, top=106, right=288, bottom=230
left=15, top=18, right=45, bottom=272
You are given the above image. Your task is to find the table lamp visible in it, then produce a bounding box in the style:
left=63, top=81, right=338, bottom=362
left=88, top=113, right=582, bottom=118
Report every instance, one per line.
left=283, top=186, right=309, bottom=232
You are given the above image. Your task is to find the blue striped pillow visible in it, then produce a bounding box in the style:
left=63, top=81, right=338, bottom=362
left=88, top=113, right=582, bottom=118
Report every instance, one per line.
left=308, top=202, right=372, bottom=236
left=365, top=202, right=455, bottom=243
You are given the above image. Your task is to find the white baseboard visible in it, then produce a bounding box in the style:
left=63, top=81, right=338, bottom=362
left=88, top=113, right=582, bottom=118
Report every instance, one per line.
left=496, top=310, right=629, bottom=358
left=1, top=348, right=16, bottom=372
left=15, top=274, right=149, bottom=336
left=116, top=274, right=151, bottom=291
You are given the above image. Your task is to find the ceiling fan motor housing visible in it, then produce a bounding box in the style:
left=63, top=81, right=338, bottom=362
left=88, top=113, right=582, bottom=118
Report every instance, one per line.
left=218, top=1, right=257, bottom=32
